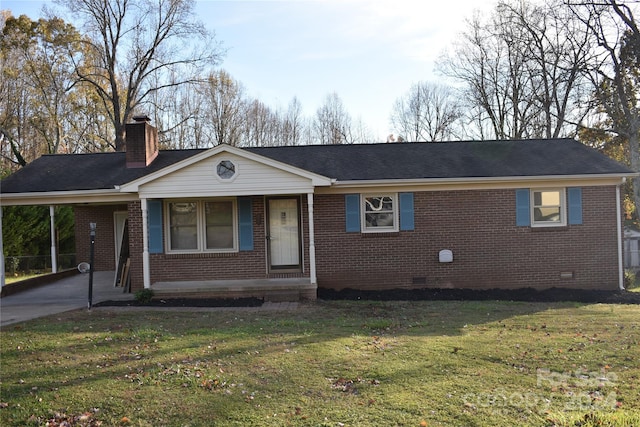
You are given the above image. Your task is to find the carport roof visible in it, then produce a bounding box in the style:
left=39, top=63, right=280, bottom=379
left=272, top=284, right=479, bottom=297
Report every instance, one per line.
left=1, top=138, right=634, bottom=194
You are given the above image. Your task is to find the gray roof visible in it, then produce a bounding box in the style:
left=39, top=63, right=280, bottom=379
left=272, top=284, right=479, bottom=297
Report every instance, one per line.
left=1, top=139, right=633, bottom=194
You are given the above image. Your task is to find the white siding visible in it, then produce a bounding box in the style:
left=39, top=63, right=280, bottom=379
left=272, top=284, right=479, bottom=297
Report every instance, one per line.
left=138, top=152, right=314, bottom=198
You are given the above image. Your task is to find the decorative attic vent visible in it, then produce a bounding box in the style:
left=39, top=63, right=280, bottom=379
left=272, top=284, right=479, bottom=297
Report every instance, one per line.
left=125, top=115, right=159, bottom=168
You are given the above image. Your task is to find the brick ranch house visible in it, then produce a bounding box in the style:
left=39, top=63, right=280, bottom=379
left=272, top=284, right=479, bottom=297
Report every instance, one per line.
left=0, top=118, right=635, bottom=300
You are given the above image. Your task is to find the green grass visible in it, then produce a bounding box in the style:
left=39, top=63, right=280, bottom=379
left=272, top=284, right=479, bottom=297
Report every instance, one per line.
left=1, top=300, right=639, bottom=426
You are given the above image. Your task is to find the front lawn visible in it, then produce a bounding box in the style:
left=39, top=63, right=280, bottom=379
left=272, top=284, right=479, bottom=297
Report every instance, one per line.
left=1, top=300, right=639, bottom=426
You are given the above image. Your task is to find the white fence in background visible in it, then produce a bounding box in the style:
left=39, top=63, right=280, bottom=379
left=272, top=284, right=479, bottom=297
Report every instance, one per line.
left=624, top=237, right=640, bottom=269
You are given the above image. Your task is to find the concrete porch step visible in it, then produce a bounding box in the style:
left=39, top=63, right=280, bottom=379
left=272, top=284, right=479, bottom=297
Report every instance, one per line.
left=151, top=278, right=316, bottom=302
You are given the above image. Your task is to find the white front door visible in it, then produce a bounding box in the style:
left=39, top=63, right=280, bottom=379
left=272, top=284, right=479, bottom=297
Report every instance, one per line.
left=268, top=198, right=301, bottom=269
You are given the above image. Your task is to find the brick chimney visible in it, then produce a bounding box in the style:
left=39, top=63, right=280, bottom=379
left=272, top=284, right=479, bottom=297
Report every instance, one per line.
left=125, top=115, right=159, bottom=168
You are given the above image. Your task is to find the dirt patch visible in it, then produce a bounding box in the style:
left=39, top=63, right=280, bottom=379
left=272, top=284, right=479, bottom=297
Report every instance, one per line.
left=318, top=287, right=640, bottom=304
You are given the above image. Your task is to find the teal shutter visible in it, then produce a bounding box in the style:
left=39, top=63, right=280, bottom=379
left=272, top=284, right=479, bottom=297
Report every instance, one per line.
left=147, top=200, right=163, bottom=253
left=238, top=197, right=254, bottom=251
left=515, top=189, right=531, bottom=226
left=345, top=194, right=361, bottom=232
left=567, top=187, right=583, bottom=225
left=399, top=192, right=415, bottom=231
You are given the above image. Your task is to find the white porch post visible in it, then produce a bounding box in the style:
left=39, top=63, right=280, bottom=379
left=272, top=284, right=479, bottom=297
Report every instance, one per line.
left=307, top=193, right=317, bottom=285
left=0, top=206, right=5, bottom=287
left=50, top=205, right=58, bottom=273
left=141, top=198, right=151, bottom=289
left=617, top=184, right=624, bottom=290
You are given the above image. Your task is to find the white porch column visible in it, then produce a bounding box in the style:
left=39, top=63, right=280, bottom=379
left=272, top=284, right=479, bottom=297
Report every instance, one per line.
left=0, top=207, right=5, bottom=287
left=140, top=198, right=151, bottom=289
left=307, top=193, right=317, bottom=285
left=50, top=205, right=58, bottom=273
left=617, top=184, right=624, bottom=290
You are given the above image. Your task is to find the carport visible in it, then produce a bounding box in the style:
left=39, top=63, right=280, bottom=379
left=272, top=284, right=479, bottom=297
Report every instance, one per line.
left=0, top=271, right=133, bottom=326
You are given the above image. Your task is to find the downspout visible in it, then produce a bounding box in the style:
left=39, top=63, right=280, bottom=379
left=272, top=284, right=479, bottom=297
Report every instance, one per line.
left=0, top=206, right=5, bottom=287
left=307, top=193, right=317, bottom=286
left=141, top=198, right=151, bottom=289
left=50, top=206, right=58, bottom=273
left=617, top=182, right=625, bottom=290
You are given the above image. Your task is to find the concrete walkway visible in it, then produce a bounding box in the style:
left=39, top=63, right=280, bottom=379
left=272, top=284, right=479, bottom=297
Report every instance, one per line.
left=1, top=271, right=133, bottom=327
left=1, top=272, right=301, bottom=327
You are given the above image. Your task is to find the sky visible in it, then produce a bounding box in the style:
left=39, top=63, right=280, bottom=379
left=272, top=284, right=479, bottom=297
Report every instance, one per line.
left=2, top=0, right=497, bottom=141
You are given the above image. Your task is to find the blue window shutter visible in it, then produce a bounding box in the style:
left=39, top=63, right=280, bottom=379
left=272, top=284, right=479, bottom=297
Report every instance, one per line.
left=515, top=189, right=531, bottom=226
left=238, top=197, right=254, bottom=251
left=345, top=194, right=361, bottom=232
left=399, top=192, right=415, bottom=231
left=568, top=187, right=583, bottom=225
left=147, top=200, right=163, bottom=253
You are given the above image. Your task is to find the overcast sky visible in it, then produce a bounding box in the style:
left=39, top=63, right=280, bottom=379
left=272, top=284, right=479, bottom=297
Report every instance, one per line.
left=2, top=0, right=497, bottom=141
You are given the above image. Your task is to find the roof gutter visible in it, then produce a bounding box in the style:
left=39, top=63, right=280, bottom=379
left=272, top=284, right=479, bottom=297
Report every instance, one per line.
left=327, top=173, right=632, bottom=191
left=0, top=189, right=136, bottom=206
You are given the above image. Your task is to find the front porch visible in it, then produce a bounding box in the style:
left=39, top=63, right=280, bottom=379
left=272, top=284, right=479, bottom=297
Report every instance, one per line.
left=151, top=278, right=316, bottom=302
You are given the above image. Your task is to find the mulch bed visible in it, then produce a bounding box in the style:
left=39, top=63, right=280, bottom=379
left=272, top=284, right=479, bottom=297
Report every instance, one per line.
left=93, top=287, right=640, bottom=307
left=318, top=287, right=640, bottom=304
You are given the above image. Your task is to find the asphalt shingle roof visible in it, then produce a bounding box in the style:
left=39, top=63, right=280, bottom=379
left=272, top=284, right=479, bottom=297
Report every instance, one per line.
left=1, top=139, right=633, bottom=194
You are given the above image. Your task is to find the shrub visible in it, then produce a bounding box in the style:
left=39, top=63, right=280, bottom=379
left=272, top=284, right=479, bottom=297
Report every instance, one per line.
left=134, top=289, right=154, bottom=304
left=624, top=269, right=638, bottom=290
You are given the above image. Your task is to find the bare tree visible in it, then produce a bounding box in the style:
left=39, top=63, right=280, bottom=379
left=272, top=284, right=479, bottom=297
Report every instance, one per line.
left=242, top=99, right=280, bottom=147
left=57, top=0, right=223, bottom=151
left=282, top=97, right=304, bottom=146
left=439, top=0, right=593, bottom=140
left=313, top=92, right=353, bottom=144
left=568, top=0, right=640, bottom=213
left=390, top=81, right=462, bottom=141
left=204, top=69, right=245, bottom=147
left=150, top=81, right=205, bottom=149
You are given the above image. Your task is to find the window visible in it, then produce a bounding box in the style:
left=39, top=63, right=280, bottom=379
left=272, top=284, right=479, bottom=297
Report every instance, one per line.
left=531, top=189, right=565, bottom=227
left=169, top=202, right=197, bottom=250
left=216, top=160, right=237, bottom=180
left=166, top=199, right=237, bottom=252
left=362, top=194, right=398, bottom=232
left=204, top=201, right=234, bottom=250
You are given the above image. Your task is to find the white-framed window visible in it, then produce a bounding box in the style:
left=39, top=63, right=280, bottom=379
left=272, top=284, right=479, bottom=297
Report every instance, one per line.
left=362, top=193, right=398, bottom=232
left=531, top=188, right=566, bottom=227
left=215, top=159, right=238, bottom=182
left=166, top=199, right=237, bottom=252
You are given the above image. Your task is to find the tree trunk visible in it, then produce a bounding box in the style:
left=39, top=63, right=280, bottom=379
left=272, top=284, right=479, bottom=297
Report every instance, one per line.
left=629, top=132, right=640, bottom=218
left=115, top=123, right=126, bottom=152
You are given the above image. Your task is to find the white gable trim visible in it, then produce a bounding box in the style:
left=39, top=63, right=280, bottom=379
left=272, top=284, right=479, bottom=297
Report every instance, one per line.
left=118, top=144, right=333, bottom=192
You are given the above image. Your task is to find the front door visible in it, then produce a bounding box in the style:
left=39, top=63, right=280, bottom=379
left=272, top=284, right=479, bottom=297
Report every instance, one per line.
left=267, top=198, right=301, bottom=270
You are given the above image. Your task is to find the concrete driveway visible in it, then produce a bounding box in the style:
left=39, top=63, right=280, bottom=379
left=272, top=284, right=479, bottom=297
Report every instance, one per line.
left=1, top=271, right=134, bottom=327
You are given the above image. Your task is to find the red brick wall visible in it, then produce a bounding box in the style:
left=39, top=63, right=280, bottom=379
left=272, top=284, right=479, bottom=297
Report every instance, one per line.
left=313, top=187, right=621, bottom=291
left=127, top=196, right=311, bottom=292
left=74, top=205, right=128, bottom=271
left=88, top=186, right=622, bottom=293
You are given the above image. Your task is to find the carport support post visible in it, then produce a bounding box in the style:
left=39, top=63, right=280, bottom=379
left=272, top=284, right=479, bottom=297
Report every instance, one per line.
left=50, top=206, right=57, bottom=273
left=141, top=198, right=151, bottom=289
left=88, top=222, right=96, bottom=309
left=307, top=193, right=317, bottom=285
